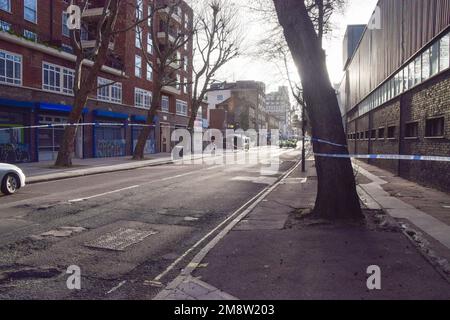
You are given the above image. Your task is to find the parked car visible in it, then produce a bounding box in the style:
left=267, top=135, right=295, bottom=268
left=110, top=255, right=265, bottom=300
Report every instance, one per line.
left=0, top=163, right=26, bottom=195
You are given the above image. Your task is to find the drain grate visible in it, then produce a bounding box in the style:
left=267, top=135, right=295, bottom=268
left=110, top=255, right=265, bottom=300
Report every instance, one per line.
left=85, top=228, right=158, bottom=251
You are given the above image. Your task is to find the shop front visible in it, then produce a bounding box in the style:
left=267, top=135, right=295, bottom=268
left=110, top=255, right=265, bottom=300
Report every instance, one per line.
left=93, top=110, right=128, bottom=158
left=0, top=98, right=35, bottom=163
left=36, top=103, right=87, bottom=161
left=131, top=115, right=156, bottom=155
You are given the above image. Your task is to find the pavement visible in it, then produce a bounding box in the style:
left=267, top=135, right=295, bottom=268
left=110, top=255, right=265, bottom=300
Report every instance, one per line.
left=155, top=159, right=450, bottom=300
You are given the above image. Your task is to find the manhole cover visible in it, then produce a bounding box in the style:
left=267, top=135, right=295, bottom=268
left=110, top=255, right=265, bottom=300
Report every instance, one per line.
left=85, top=228, right=158, bottom=251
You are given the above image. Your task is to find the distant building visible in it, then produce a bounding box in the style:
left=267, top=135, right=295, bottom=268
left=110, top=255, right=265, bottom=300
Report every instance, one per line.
left=265, top=86, right=290, bottom=138
left=207, top=81, right=267, bottom=130
left=338, top=0, right=450, bottom=192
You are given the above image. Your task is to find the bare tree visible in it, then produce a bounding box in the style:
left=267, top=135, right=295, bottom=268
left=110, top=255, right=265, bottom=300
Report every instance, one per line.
left=55, top=0, right=123, bottom=167
left=271, top=0, right=362, bottom=219
left=132, top=0, right=193, bottom=160
left=186, top=0, right=242, bottom=133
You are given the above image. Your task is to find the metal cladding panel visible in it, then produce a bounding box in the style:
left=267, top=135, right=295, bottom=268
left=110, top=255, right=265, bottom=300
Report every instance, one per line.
left=344, top=0, right=450, bottom=113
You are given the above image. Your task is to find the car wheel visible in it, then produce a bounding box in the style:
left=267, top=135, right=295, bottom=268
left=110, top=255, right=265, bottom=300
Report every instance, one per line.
left=1, top=174, right=19, bottom=195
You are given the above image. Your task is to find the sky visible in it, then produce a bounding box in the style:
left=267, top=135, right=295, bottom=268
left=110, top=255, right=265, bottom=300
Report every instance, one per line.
left=210, top=0, right=379, bottom=94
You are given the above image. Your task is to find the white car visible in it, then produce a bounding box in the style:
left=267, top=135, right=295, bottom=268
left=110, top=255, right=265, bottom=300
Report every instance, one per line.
left=0, top=163, right=26, bottom=195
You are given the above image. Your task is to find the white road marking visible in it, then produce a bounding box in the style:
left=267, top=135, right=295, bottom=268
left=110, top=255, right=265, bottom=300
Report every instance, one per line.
left=68, top=185, right=140, bottom=203
left=106, top=280, right=127, bottom=295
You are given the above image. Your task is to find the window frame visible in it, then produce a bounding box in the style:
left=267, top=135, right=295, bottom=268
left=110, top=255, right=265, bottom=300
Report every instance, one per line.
left=0, top=0, right=11, bottom=13
left=0, top=49, right=22, bottom=86
left=24, top=0, right=38, bottom=24
left=42, top=61, right=75, bottom=95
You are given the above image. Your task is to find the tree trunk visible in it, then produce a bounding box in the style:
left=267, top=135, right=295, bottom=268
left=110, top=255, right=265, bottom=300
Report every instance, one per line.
left=54, top=89, right=89, bottom=167
left=187, top=99, right=201, bottom=133
left=273, top=0, right=362, bottom=220
left=133, top=83, right=162, bottom=160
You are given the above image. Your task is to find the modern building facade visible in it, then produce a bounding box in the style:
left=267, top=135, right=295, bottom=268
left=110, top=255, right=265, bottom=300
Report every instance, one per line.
left=265, top=86, right=290, bottom=138
left=339, top=0, right=450, bottom=192
left=0, top=0, right=193, bottom=163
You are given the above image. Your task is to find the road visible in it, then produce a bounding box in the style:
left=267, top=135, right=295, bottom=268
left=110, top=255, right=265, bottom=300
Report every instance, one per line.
left=0, top=147, right=300, bottom=299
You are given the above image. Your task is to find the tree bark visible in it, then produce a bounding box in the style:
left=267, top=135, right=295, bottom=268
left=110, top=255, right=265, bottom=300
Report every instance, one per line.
left=133, top=79, right=162, bottom=160
left=273, top=0, right=362, bottom=219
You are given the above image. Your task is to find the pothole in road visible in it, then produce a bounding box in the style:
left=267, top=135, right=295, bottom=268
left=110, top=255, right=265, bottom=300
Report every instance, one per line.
left=0, top=266, right=61, bottom=284
left=31, top=226, right=87, bottom=240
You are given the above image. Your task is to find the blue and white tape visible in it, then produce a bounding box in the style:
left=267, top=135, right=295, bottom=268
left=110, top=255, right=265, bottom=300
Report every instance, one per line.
left=314, top=153, right=450, bottom=162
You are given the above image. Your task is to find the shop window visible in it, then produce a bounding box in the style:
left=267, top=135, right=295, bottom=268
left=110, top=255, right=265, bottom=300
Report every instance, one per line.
left=0, top=50, right=22, bottom=85
left=387, top=126, right=396, bottom=139
left=378, top=127, right=385, bottom=140
left=425, top=117, right=445, bottom=138
left=405, top=122, right=419, bottom=138
left=440, top=33, right=450, bottom=71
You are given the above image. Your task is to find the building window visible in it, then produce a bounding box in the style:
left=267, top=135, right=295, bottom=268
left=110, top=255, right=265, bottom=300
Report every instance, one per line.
left=0, top=50, right=21, bottom=85
left=61, top=44, right=73, bottom=53
left=175, top=73, right=181, bottom=90
left=403, top=66, right=409, bottom=91
left=184, top=13, right=189, bottom=29
left=387, top=126, right=396, bottom=139
left=147, top=33, right=153, bottom=54
left=408, top=61, right=414, bottom=88
left=161, top=95, right=169, bottom=112
left=43, top=62, right=74, bottom=94
left=135, top=87, right=152, bottom=109
left=371, top=129, right=376, bottom=139
left=422, top=48, right=430, bottom=81
left=136, top=0, right=143, bottom=21
left=440, top=33, right=450, bottom=72
left=0, top=0, right=11, bottom=12
left=378, top=128, right=385, bottom=140
left=0, top=19, right=11, bottom=31
left=414, top=57, right=421, bottom=85
left=217, top=95, right=224, bottom=101
left=184, top=56, right=188, bottom=72
left=135, top=55, right=142, bottom=77
left=430, top=42, right=439, bottom=76
left=97, top=77, right=122, bottom=103
left=62, top=12, right=70, bottom=37
left=146, top=62, right=152, bottom=81
left=147, top=6, right=152, bottom=27
left=23, top=29, right=37, bottom=41
left=425, top=117, right=445, bottom=138
left=176, top=100, right=187, bottom=116
left=135, top=26, right=142, bottom=48
left=405, top=122, right=419, bottom=139
left=24, top=0, right=37, bottom=23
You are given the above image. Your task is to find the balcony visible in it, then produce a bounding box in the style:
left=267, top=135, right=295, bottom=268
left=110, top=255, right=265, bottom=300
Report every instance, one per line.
left=157, top=32, right=176, bottom=44
left=162, top=85, right=181, bottom=95
left=160, top=7, right=182, bottom=25
left=82, top=7, right=106, bottom=20
left=81, top=40, right=114, bottom=50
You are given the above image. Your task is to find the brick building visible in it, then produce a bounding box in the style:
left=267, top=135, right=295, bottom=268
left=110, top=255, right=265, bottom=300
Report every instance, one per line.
left=207, top=81, right=267, bottom=130
left=338, top=0, right=450, bottom=192
left=0, top=0, right=193, bottom=162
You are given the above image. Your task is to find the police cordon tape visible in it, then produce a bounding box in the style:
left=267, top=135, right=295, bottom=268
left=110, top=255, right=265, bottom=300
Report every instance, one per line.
left=0, top=122, right=165, bottom=131
left=314, top=153, right=450, bottom=162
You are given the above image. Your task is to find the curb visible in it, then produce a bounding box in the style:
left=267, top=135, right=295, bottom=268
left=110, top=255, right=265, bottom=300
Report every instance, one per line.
left=26, top=159, right=174, bottom=184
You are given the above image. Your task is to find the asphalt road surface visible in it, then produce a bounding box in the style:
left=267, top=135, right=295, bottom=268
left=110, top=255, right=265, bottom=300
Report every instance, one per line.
left=0, top=148, right=301, bottom=299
